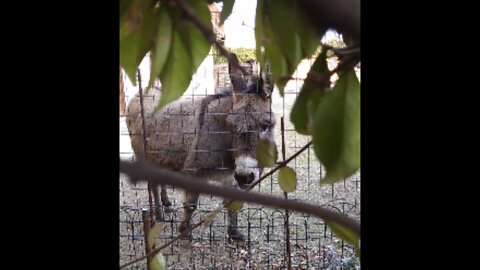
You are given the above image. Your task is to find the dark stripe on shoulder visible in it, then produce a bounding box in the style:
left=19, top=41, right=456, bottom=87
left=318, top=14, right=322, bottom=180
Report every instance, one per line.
left=197, top=90, right=232, bottom=129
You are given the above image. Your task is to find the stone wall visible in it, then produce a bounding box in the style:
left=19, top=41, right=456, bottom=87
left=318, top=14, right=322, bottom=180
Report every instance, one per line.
left=213, top=63, right=230, bottom=91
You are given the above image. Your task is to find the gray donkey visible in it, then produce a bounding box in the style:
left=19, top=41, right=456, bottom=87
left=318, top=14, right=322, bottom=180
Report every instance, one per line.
left=126, top=54, right=276, bottom=241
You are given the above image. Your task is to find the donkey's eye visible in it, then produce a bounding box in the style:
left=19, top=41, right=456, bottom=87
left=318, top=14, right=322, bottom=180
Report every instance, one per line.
left=260, top=124, right=271, bottom=132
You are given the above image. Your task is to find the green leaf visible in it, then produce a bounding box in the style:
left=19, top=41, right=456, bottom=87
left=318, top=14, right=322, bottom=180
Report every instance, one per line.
left=263, top=22, right=288, bottom=96
left=256, top=138, right=278, bottom=167
left=257, top=0, right=321, bottom=96
left=312, top=69, right=360, bottom=184
left=150, top=253, right=166, bottom=270
left=156, top=29, right=192, bottom=111
left=151, top=0, right=211, bottom=110
left=254, top=0, right=265, bottom=69
left=220, top=0, right=235, bottom=25
left=120, top=0, right=134, bottom=20
left=290, top=88, right=322, bottom=135
left=120, top=0, right=156, bottom=85
left=255, top=0, right=288, bottom=95
left=148, top=7, right=172, bottom=88
left=226, top=200, right=244, bottom=211
left=278, top=166, right=297, bottom=193
left=178, top=0, right=212, bottom=73
left=120, top=0, right=144, bottom=40
left=290, top=49, right=328, bottom=135
left=295, top=7, right=324, bottom=57
left=267, top=0, right=300, bottom=69
left=325, top=219, right=360, bottom=247
left=147, top=223, right=164, bottom=250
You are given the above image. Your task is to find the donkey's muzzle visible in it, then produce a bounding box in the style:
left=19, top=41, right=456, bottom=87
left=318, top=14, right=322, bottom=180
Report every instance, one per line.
left=234, top=171, right=255, bottom=189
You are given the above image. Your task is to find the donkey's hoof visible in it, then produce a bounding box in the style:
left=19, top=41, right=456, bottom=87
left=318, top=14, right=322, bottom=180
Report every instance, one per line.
left=228, top=227, right=246, bottom=242
left=154, top=209, right=164, bottom=222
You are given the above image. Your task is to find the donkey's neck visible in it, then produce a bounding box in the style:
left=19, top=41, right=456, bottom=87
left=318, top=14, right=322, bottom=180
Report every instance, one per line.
left=182, top=94, right=235, bottom=176
left=194, top=92, right=230, bottom=131
left=202, top=94, right=233, bottom=125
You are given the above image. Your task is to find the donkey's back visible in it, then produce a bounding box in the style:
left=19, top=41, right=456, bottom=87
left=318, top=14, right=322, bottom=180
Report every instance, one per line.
left=126, top=88, right=199, bottom=171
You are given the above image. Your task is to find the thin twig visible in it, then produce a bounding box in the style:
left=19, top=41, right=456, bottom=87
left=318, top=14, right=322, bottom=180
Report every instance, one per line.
left=120, top=220, right=205, bottom=269
left=120, top=141, right=315, bottom=269
left=174, top=0, right=248, bottom=75
left=247, top=141, right=312, bottom=191
left=278, top=43, right=360, bottom=86
left=322, top=44, right=360, bottom=58
left=330, top=54, right=360, bottom=76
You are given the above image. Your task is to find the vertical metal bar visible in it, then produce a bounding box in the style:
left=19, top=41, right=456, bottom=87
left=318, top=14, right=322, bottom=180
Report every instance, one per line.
left=247, top=220, right=251, bottom=251
left=137, top=69, right=160, bottom=225
left=305, top=219, right=309, bottom=268
left=142, top=208, right=152, bottom=269
left=281, top=117, right=292, bottom=270
left=267, top=221, right=270, bottom=243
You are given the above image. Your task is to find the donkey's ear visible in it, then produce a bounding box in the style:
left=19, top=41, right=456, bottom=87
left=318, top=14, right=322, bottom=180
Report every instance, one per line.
left=228, top=53, right=246, bottom=94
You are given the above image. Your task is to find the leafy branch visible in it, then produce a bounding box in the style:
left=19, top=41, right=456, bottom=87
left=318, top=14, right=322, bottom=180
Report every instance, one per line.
left=120, top=160, right=360, bottom=232
left=120, top=159, right=360, bottom=265
left=120, top=216, right=205, bottom=269
left=119, top=140, right=342, bottom=269
left=278, top=44, right=360, bottom=86
left=174, top=0, right=248, bottom=75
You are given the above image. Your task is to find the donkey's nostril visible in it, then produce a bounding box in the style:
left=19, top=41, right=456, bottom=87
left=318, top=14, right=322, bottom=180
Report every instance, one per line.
left=234, top=172, right=254, bottom=189
left=248, top=172, right=255, bottom=183
left=234, top=172, right=243, bottom=182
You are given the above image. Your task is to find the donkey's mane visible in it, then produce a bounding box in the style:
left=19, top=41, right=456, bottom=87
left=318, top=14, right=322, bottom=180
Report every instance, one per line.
left=245, top=79, right=263, bottom=95
left=197, top=89, right=232, bottom=130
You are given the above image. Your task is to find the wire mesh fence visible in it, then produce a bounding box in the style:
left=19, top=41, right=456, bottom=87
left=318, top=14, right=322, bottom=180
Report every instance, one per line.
left=120, top=36, right=360, bottom=270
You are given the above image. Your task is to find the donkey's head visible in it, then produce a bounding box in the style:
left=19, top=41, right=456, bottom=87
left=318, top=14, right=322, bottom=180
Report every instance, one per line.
left=226, top=54, right=276, bottom=189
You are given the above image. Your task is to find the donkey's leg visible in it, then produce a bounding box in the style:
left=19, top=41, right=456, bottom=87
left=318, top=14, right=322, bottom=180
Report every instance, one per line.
left=178, top=191, right=200, bottom=238
left=160, top=184, right=173, bottom=213
left=228, top=209, right=246, bottom=241
left=151, top=184, right=164, bottom=221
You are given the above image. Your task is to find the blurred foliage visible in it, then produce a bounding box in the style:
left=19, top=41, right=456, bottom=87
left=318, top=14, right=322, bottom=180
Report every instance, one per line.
left=213, top=47, right=256, bottom=64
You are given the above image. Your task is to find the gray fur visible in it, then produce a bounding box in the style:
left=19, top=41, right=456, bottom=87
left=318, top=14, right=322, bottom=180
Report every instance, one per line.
left=126, top=54, right=276, bottom=240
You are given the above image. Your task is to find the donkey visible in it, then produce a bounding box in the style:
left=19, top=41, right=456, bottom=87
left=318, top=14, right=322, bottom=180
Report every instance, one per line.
left=126, top=53, right=276, bottom=241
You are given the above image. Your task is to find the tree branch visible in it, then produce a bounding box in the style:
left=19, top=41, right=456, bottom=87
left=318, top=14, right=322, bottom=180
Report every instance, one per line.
left=120, top=140, right=315, bottom=268
left=120, top=219, right=206, bottom=269
left=174, top=0, right=248, bottom=75
left=246, top=141, right=313, bottom=192
left=119, top=158, right=360, bottom=268
left=120, top=159, right=360, bottom=233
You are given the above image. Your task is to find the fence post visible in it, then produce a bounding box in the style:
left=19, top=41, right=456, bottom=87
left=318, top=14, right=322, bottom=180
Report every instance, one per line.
left=281, top=117, right=292, bottom=270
